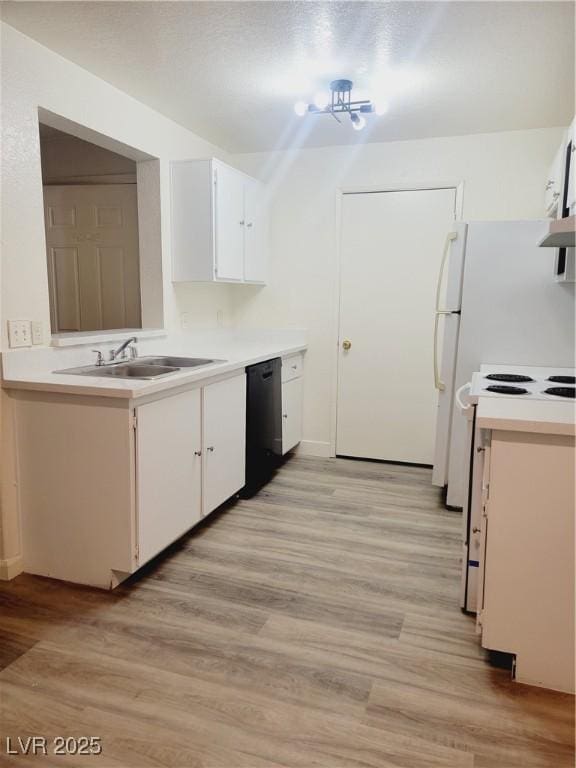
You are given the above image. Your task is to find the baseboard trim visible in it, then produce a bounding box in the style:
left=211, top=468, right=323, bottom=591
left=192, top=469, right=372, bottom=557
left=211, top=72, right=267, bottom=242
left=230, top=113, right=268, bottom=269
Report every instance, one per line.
left=295, top=440, right=333, bottom=458
left=0, top=554, right=23, bottom=581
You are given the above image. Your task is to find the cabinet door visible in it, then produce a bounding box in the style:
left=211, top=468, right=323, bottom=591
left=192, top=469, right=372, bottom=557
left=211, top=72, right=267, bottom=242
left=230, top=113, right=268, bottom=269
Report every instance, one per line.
left=136, top=389, right=202, bottom=565
left=545, top=142, right=564, bottom=216
left=203, top=374, right=246, bottom=515
left=567, top=127, right=575, bottom=213
left=214, top=163, right=244, bottom=281
left=244, top=178, right=268, bottom=283
left=282, top=376, right=303, bottom=454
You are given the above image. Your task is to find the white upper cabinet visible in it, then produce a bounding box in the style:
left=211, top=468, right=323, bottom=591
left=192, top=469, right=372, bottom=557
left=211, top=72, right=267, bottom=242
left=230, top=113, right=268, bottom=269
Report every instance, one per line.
left=243, top=176, right=268, bottom=283
left=171, top=158, right=268, bottom=284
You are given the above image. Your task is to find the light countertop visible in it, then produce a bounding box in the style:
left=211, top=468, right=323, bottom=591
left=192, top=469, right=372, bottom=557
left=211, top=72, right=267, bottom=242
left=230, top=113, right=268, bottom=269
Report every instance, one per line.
left=1, top=329, right=307, bottom=400
left=477, top=397, right=575, bottom=437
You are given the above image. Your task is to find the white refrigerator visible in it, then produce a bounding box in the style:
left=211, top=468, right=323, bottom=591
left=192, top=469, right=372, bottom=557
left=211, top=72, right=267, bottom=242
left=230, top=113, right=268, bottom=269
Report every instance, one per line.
left=432, top=220, right=576, bottom=508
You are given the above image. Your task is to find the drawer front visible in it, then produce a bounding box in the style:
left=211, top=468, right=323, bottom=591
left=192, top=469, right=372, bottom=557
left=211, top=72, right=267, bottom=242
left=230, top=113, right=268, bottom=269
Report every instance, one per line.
left=282, top=353, right=303, bottom=382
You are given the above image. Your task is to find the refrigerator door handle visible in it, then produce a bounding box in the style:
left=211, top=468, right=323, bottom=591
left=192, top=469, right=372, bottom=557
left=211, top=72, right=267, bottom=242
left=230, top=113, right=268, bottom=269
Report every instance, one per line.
left=435, top=230, right=459, bottom=314
left=433, top=231, right=459, bottom=391
left=455, top=382, right=472, bottom=411
left=433, top=313, right=445, bottom=391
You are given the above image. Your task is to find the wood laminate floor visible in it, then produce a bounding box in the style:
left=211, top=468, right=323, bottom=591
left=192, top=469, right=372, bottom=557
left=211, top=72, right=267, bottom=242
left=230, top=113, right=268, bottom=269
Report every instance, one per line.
left=0, top=456, right=573, bottom=767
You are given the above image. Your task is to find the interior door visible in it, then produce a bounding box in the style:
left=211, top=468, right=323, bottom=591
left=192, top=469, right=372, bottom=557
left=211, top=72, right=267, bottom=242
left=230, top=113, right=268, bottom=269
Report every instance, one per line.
left=214, top=163, right=244, bottom=281
left=136, top=389, right=202, bottom=565
left=202, top=374, right=247, bottom=516
left=43, top=184, right=141, bottom=331
left=337, top=188, right=456, bottom=464
left=244, top=178, right=267, bottom=283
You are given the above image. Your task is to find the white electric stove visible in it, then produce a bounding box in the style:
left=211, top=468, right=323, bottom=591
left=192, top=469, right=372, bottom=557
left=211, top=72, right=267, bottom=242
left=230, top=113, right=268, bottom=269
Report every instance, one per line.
left=457, top=364, right=575, bottom=613
left=470, top=364, right=575, bottom=402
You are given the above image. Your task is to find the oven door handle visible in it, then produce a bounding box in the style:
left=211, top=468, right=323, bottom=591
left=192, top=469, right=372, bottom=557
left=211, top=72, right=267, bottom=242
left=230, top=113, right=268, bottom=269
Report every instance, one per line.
left=455, top=382, right=472, bottom=412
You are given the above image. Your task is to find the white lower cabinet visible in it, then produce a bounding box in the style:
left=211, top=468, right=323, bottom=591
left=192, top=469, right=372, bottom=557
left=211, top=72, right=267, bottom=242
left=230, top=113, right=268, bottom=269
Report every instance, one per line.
left=202, top=374, right=246, bottom=515
left=136, top=388, right=202, bottom=564
left=15, top=371, right=246, bottom=589
left=137, top=373, right=246, bottom=558
left=281, top=355, right=303, bottom=454
left=477, top=429, right=575, bottom=693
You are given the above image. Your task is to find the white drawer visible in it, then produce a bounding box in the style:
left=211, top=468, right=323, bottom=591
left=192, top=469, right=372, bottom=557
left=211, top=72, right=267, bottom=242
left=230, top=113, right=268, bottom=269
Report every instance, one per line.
left=282, top=353, right=303, bottom=382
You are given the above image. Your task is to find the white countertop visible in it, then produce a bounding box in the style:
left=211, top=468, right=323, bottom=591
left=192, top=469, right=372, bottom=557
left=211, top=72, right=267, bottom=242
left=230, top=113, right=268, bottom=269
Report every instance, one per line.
left=1, top=329, right=307, bottom=400
left=477, top=397, right=575, bottom=437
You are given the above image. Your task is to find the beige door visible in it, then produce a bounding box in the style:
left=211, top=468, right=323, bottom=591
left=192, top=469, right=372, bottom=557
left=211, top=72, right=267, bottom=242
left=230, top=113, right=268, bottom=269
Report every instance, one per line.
left=337, top=188, right=457, bottom=464
left=43, top=185, right=141, bottom=331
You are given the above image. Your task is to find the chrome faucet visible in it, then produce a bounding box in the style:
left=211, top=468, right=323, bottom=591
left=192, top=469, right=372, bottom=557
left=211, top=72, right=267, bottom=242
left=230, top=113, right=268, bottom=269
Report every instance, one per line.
left=109, top=336, right=138, bottom=362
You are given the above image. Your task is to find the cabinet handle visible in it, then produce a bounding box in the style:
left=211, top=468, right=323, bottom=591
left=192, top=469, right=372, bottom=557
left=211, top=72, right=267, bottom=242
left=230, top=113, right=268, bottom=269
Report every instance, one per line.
left=207, top=446, right=215, bottom=452
left=545, top=180, right=555, bottom=190
left=194, top=450, right=202, bottom=456
left=472, top=527, right=481, bottom=534
left=239, top=220, right=245, bottom=226
left=291, top=364, right=298, bottom=370
left=246, top=222, right=253, bottom=228
left=283, top=413, right=288, bottom=419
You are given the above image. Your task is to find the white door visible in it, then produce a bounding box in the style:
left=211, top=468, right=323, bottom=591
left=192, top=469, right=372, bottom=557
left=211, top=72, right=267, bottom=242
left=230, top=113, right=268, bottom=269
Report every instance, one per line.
left=136, top=389, right=202, bottom=565
left=244, top=178, right=267, bottom=283
left=202, top=374, right=246, bottom=516
left=43, top=185, right=141, bottom=331
left=214, top=163, right=244, bottom=281
left=337, top=188, right=457, bottom=464
left=282, top=377, right=303, bottom=454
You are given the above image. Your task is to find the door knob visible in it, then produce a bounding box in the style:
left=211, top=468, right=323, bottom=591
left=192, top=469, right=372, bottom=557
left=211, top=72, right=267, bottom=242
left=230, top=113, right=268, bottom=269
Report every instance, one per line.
left=342, top=339, right=352, bottom=351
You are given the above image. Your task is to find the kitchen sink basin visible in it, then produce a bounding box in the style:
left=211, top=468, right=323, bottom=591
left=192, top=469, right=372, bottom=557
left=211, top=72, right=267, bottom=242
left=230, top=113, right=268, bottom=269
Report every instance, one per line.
left=91, top=363, right=179, bottom=378
left=56, top=356, right=225, bottom=380
left=138, top=356, right=220, bottom=368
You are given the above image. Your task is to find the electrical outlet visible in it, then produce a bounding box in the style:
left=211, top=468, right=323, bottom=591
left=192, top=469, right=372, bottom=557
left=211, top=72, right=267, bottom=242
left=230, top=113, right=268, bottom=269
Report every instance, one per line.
left=8, top=320, right=32, bottom=348
left=180, top=312, right=190, bottom=330
left=31, top=320, right=44, bottom=345
left=216, top=309, right=224, bottom=327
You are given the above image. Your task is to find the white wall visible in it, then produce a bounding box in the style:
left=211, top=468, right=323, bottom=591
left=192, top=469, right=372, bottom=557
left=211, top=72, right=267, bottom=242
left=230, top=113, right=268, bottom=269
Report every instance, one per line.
left=40, top=129, right=136, bottom=183
left=0, top=23, right=235, bottom=574
left=0, top=22, right=234, bottom=348
left=231, top=127, right=565, bottom=454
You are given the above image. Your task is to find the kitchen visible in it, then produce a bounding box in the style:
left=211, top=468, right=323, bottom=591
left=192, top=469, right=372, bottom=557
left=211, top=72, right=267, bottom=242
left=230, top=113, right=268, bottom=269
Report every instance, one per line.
left=0, top=2, right=574, bottom=766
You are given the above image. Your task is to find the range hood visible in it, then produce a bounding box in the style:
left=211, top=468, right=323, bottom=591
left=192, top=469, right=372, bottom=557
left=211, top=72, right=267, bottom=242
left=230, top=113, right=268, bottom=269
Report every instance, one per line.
left=539, top=215, right=575, bottom=248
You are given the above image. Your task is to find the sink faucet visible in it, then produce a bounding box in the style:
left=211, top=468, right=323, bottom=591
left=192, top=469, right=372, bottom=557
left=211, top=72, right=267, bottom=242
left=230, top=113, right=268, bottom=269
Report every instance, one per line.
left=109, top=336, right=138, bottom=362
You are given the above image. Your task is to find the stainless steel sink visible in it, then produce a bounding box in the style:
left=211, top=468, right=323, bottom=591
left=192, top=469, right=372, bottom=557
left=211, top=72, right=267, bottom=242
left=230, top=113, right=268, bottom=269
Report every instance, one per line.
left=92, top=363, right=179, bottom=378
left=138, top=356, right=221, bottom=368
left=56, top=355, right=225, bottom=380
left=57, top=363, right=180, bottom=379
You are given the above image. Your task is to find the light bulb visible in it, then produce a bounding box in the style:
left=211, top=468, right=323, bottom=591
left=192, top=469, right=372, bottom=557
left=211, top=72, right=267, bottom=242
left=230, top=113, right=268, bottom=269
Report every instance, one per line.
left=373, top=99, right=389, bottom=116
left=351, top=114, right=366, bottom=131
left=314, top=90, right=330, bottom=109
left=294, top=101, right=308, bottom=117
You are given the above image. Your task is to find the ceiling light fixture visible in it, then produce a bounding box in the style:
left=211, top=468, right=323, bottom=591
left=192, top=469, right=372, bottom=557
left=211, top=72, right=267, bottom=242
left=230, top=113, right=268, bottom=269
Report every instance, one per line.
left=293, top=79, right=380, bottom=131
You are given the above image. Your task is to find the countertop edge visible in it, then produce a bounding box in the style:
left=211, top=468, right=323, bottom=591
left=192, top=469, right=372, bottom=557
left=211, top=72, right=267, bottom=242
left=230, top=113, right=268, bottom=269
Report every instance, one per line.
left=3, top=345, right=307, bottom=400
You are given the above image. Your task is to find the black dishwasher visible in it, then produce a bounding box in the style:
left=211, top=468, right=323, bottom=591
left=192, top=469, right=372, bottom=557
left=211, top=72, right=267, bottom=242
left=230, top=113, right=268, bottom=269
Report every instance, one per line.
left=241, top=358, right=282, bottom=497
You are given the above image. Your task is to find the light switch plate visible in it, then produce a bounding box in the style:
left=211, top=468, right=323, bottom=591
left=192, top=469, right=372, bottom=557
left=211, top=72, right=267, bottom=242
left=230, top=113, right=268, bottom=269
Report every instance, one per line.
left=8, top=320, right=32, bottom=348
left=31, top=320, right=44, bottom=345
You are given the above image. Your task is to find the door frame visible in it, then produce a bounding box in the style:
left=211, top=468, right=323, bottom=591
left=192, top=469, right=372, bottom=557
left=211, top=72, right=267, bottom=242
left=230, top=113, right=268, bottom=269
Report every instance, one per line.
left=329, top=180, right=465, bottom=458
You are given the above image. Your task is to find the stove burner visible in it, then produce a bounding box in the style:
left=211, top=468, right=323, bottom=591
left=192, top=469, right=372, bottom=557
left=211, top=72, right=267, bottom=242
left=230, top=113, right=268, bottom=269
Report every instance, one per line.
left=548, top=376, right=576, bottom=385
left=544, top=387, right=576, bottom=399
left=485, top=385, right=529, bottom=395
left=485, top=373, right=534, bottom=383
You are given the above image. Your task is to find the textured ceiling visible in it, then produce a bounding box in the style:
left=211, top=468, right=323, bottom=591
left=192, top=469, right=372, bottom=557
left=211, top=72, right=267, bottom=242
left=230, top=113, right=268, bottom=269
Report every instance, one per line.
left=2, top=1, right=574, bottom=153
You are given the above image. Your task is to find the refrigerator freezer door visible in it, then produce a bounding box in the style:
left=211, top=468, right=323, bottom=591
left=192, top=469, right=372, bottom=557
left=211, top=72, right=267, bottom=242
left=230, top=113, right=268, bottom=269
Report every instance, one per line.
left=446, top=220, right=575, bottom=508
left=432, top=312, right=461, bottom=486
left=432, top=223, right=467, bottom=487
